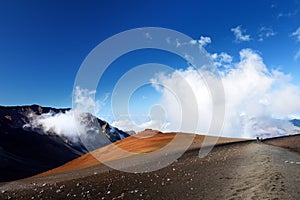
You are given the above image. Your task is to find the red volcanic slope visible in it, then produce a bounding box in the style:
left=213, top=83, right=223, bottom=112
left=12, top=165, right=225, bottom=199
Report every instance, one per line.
left=39, top=130, right=248, bottom=176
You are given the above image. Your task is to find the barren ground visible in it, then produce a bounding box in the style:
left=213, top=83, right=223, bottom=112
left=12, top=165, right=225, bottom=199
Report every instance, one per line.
left=0, top=135, right=299, bottom=199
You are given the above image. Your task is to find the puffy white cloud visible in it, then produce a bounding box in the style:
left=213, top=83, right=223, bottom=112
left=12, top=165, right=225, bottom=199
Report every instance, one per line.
left=189, top=40, right=197, bottom=45
left=231, top=26, right=251, bottom=42
left=189, top=36, right=211, bottom=47
left=198, top=36, right=211, bottom=47
left=26, top=87, right=106, bottom=143
left=258, top=27, right=276, bottom=41
left=212, top=52, right=233, bottom=67
left=148, top=48, right=300, bottom=138
left=291, top=27, right=300, bottom=41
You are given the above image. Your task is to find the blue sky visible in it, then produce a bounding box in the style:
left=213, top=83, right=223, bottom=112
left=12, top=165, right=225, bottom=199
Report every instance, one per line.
left=0, top=0, right=300, bottom=112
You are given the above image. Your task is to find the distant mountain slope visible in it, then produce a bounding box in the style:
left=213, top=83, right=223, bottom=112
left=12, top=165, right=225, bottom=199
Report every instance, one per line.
left=0, top=105, right=129, bottom=182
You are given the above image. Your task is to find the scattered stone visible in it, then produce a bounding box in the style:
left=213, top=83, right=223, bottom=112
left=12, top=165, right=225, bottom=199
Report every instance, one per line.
left=76, top=183, right=81, bottom=187
left=296, top=162, right=300, bottom=165
left=56, top=189, right=62, bottom=193
left=39, top=189, right=44, bottom=194
left=42, top=183, right=47, bottom=187
left=107, top=191, right=111, bottom=194
left=31, top=197, right=35, bottom=199
left=167, top=178, right=171, bottom=182
left=1, top=190, right=6, bottom=194
left=60, top=185, right=65, bottom=189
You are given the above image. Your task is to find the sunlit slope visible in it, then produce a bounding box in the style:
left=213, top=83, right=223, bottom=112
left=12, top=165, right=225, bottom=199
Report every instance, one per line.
left=39, top=130, right=248, bottom=176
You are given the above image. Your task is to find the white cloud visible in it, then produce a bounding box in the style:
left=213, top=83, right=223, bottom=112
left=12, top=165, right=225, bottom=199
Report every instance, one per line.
left=198, top=36, right=211, bottom=47
left=189, top=40, right=197, bottom=45
left=112, top=105, right=170, bottom=132
left=212, top=52, right=233, bottom=67
left=112, top=118, right=169, bottom=133
left=231, top=26, right=251, bottom=42
left=189, top=36, right=211, bottom=47
left=219, top=52, right=233, bottom=63
left=295, top=49, right=300, bottom=61
left=26, top=87, right=106, bottom=143
left=148, top=48, right=300, bottom=138
left=73, top=86, right=98, bottom=114
left=258, top=27, right=276, bottom=41
left=291, top=27, right=300, bottom=41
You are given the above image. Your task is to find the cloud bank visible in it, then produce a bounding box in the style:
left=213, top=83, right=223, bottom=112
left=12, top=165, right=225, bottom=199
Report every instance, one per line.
left=114, top=48, right=300, bottom=139
left=26, top=87, right=103, bottom=143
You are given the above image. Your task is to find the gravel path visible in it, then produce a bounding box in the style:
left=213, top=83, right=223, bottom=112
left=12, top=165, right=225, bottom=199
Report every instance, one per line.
left=0, top=141, right=299, bottom=200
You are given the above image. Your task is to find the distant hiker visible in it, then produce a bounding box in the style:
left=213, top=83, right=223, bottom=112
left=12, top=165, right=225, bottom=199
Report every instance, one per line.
left=256, top=137, right=260, bottom=142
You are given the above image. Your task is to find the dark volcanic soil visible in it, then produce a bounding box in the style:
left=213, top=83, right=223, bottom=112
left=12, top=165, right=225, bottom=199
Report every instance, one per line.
left=0, top=139, right=299, bottom=200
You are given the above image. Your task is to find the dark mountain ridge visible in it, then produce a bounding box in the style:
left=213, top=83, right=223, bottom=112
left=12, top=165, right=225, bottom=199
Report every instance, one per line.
left=0, top=104, right=129, bottom=182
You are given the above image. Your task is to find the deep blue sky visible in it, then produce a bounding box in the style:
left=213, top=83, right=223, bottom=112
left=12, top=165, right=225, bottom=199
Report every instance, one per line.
left=0, top=0, right=300, bottom=108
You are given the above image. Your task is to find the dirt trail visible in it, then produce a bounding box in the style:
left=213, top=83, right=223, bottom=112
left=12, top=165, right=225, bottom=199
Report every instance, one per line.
left=224, top=143, right=300, bottom=200
left=0, top=141, right=299, bottom=199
